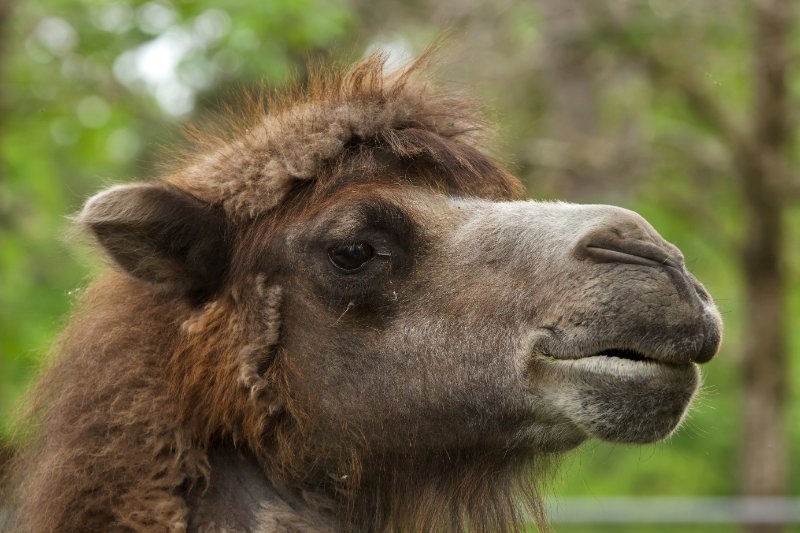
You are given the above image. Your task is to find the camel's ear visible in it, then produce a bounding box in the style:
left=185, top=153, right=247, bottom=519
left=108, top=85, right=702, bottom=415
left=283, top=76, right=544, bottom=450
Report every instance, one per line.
left=79, top=182, right=228, bottom=300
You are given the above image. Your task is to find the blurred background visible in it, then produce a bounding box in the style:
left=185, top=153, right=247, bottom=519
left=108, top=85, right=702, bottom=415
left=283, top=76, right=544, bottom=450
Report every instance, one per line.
left=0, top=0, right=798, bottom=531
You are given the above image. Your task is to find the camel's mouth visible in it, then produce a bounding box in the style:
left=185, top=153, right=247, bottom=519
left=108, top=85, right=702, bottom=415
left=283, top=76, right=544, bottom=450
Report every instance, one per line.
left=527, top=341, right=703, bottom=444
left=593, top=347, right=649, bottom=363
left=542, top=348, right=697, bottom=377
left=531, top=353, right=700, bottom=444
left=528, top=315, right=720, bottom=367
left=585, top=347, right=695, bottom=367
left=534, top=344, right=697, bottom=368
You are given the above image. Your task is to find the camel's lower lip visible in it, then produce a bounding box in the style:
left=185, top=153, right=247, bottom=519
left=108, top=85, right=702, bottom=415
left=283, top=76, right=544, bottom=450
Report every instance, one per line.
left=529, top=355, right=700, bottom=444
left=539, top=352, right=696, bottom=378
left=538, top=347, right=695, bottom=367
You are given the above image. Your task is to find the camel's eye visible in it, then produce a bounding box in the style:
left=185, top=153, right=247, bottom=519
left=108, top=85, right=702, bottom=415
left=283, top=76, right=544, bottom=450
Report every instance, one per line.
left=328, top=242, right=375, bottom=272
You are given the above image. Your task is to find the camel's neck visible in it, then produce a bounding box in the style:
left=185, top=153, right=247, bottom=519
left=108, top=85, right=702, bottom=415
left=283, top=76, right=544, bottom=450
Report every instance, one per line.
left=188, top=446, right=544, bottom=532
left=187, top=448, right=337, bottom=532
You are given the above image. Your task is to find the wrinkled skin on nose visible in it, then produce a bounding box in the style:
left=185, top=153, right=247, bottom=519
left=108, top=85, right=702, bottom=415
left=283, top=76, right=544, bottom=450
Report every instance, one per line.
left=278, top=192, right=722, bottom=454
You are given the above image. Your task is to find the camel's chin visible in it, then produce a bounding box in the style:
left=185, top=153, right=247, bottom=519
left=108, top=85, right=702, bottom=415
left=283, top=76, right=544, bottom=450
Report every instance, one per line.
left=533, top=356, right=700, bottom=444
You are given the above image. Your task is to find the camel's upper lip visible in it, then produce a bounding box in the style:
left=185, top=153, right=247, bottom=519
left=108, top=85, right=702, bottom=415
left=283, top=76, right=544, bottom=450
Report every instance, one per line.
left=530, top=311, right=720, bottom=366
left=528, top=328, right=713, bottom=366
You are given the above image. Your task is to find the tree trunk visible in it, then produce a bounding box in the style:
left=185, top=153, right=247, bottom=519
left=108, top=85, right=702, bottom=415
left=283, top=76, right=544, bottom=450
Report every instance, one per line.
left=0, top=0, right=11, bottom=227
left=738, top=1, right=791, bottom=532
left=540, top=0, right=596, bottom=140
left=538, top=0, right=600, bottom=198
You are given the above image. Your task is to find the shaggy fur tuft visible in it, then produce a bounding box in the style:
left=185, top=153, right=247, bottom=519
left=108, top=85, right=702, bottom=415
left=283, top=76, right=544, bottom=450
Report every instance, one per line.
left=171, top=48, right=521, bottom=218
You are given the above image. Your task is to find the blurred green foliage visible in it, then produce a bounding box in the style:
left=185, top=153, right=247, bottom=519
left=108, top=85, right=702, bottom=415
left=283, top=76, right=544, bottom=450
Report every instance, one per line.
left=1, top=1, right=798, bottom=529
left=0, top=0, right=354, bottom=437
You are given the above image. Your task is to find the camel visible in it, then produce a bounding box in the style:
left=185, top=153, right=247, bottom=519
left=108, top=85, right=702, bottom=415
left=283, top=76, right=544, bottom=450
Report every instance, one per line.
left=3, top=51, right=722, bottom=532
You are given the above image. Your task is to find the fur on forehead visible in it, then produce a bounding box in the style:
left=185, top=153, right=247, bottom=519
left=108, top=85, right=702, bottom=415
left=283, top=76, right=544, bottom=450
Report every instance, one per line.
left=169, top=48, right=523, bottom=219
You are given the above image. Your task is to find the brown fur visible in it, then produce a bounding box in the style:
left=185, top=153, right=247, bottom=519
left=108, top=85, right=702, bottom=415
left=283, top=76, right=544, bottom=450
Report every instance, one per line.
left=4, top=52, right=542, bottom=532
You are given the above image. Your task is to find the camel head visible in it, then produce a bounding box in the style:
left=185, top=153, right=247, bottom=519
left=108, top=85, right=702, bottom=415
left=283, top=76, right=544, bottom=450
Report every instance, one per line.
left=67, top=52, right=722, bottom=530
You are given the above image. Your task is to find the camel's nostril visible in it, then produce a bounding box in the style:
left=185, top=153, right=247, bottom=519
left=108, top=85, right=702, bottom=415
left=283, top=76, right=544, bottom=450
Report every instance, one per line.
left=575, top=221, right=684, bottom=270
left=582, top=241, right=678, bottom=269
